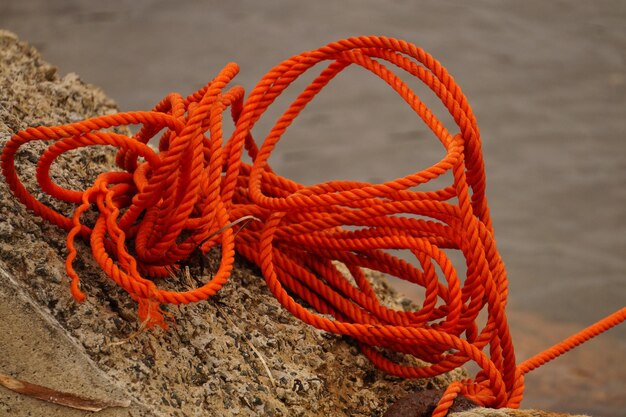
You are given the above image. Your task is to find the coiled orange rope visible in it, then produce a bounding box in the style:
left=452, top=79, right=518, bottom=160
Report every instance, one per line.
left=2, top=36, right=624, bottom=415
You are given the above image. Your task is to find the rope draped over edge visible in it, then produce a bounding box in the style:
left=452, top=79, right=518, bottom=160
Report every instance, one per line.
left=2, top=36, right=624, bottom=415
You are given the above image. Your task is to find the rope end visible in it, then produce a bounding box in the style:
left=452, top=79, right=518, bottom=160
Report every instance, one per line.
left=70, top=284, right=86, bottom=303
left=137, top=297, right=169, bottom=330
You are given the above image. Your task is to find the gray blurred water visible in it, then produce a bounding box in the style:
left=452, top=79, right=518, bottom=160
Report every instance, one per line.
left=1, top=1, right=625, bottom=415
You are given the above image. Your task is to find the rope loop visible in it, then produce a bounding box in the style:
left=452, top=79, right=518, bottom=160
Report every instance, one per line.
left=2, top=36, right=624, bottom=413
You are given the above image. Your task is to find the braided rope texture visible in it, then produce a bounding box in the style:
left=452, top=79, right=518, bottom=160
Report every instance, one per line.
left=1, top=36, right=624, bottom=413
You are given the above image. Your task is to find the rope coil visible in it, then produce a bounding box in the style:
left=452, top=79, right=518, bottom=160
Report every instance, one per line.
left=2, top=36, right=624, bottom=414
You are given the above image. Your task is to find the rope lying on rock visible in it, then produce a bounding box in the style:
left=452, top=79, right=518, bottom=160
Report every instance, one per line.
left=2, top=36, right=624, bottom=415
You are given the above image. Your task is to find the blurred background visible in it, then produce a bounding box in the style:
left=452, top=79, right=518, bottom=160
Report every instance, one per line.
left=1, top=1, right=624, bottom=415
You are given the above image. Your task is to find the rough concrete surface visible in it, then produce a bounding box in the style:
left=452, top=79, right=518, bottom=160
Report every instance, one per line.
left=0, top=30, right=589, bottom=417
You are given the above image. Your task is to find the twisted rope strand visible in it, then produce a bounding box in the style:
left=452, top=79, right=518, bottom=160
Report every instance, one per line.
left=1, top=36, right=623, bottom=414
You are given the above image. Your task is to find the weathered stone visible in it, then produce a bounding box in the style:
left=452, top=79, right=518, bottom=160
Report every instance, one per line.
left=383, top=389, right=477, bottom=417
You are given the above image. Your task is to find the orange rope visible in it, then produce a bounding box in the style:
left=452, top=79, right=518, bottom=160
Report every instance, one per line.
left=2, top=36, right=624, bottom=414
